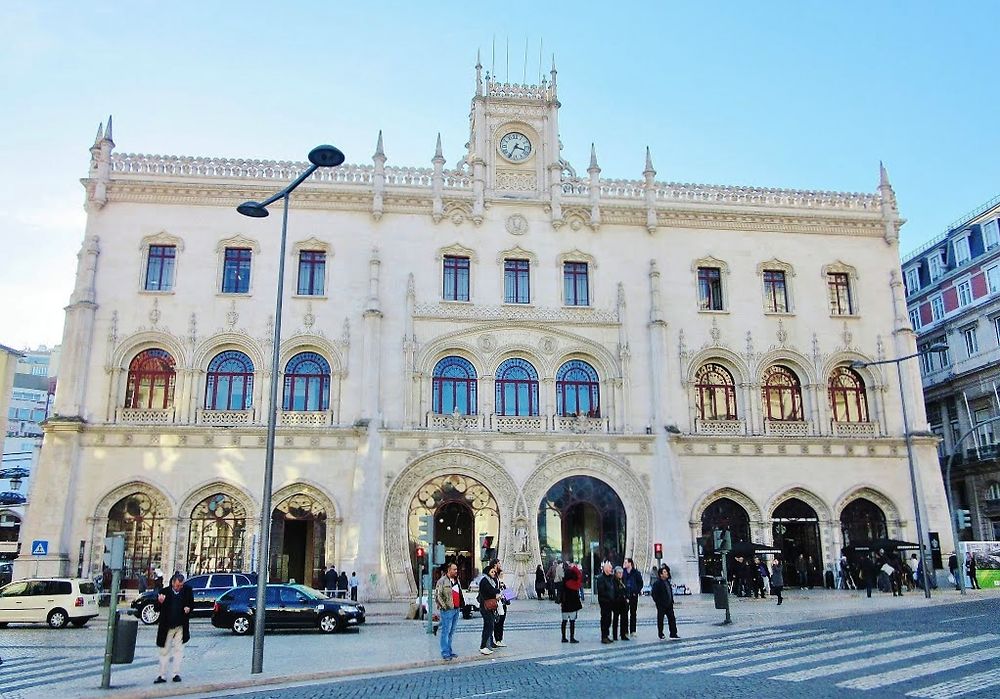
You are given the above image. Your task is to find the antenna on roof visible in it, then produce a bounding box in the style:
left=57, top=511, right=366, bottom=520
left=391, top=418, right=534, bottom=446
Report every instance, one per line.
left=491, top=35, right=496, bottom=79
left=538, top=38, right=543, bottom=85
left=505, top=36, right=509, bottom=83
left=523, top=37, right=528, bottom=84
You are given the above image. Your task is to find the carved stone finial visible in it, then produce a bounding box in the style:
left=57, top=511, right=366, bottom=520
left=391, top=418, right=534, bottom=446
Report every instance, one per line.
left=434, top=133, right=443, bottom=161
left=589, top=143, right=600, bottom=171
left=879, top=160, right=891, bottom=189
left=104, top=115, right=114, bottom=144
left=93, top=122, right=104, bottom=147
left=644, top=146, right=655, bottom=177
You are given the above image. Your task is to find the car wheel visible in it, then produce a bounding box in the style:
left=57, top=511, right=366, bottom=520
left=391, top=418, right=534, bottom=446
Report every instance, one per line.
left=319, top=614, right=339, bottom=633
left=71, top=619, right=89, bottom=628
left=47, top=608, right=69, bottom=629
left=139, top=603, right=160, bottom=625
left=232, top=615, right=253, bottom=635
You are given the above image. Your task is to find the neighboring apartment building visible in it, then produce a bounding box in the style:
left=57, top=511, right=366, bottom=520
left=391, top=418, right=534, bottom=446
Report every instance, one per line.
left=904, top=196, right=1000, bottom=541
left=1, top=345, right=59, bottom=560
left=0, top=343, right=25, bottom=560
left=17, top=62, right=953, bottom=596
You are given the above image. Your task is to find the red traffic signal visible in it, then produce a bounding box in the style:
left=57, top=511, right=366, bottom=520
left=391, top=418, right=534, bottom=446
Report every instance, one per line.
left=654, top=542, right=663, bottom=558
left=415, top=547, right=425, bottom=559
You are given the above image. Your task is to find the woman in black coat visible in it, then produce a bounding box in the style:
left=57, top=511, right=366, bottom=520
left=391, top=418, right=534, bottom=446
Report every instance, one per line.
left=560, top=565, right=582, bottom=643
left=534, top=565, right=546, bottom=600
left=477, top=559, right=500, bottom=654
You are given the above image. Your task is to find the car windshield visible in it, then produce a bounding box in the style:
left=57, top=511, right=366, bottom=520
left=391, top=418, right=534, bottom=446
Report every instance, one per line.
left=291, top=584, right=324, bottom=600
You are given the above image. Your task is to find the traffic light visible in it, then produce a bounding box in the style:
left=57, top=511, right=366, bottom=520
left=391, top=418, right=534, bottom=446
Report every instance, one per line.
left=415, top=546, right=426, bottom=565
left=956, top=509, right=972, bottom=530
left=654, top=542, right=663, bottom=561
left=417, top=514, right=433, bottom=544
left=103, top=535, right=125, bottom=571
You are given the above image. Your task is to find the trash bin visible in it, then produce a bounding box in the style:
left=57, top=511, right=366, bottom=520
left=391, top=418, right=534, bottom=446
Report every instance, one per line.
left=112, top=612, right=138, bottom=664
left=713, top=582, right=729, bottom=610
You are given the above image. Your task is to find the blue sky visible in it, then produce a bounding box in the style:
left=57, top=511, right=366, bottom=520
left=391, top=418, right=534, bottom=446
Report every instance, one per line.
left=1, top=1, right=997, bottom=348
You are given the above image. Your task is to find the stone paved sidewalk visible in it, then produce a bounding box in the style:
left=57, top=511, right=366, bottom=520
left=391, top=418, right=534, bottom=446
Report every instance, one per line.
left=7, top=587, right=993, bottom=699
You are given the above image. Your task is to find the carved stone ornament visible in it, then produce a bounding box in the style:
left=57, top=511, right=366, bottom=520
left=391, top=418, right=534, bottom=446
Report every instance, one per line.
left=226, top=301, right=239, bottom=330
left=477, top=334, right=496, bottom=352
left=776, top=319, right=788, bottom=347
left=538, top=336, right=558, bottom=355
left=149, top=299, right=161, bottom=327
left=505, top=214, right=528, bottom=236
left=303, top=302, right=316, bottom=330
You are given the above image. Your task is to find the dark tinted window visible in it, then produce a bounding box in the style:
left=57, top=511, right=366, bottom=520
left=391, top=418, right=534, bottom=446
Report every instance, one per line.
left=235, top=575, right=252, bottom=586
left=280, top=587, right=306, bottom=603
left=79, top=582, right=97, bottom=595
left=209, top=575, right=234, bottom=589
left=45, top=581, right=72, bottom=595
left=187, top=576, right=210, bottom=589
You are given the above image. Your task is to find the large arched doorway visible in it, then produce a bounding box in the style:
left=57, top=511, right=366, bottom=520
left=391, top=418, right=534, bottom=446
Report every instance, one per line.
left=537, top=475, right=626, bottom=587
left=840, top=497, right=888, bottom=583
left=106, top=492, right=165, bottom=589
left=408, top=474, right=499, bottom=588
left=270, top=493, right=327, bottom=588
left=187, top=493, right=248, bottom=575
left=699, top=497, right=752, bottom=585
left=773, top=498, right=823, bottom=587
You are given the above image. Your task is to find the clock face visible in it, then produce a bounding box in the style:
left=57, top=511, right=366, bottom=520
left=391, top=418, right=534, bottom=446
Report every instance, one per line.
left=499, top=131, right=532, bottom=162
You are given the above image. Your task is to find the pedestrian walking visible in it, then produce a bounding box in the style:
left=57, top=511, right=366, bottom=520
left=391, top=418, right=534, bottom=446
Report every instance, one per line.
left=554, top=558, right=565, bottom=604
left=770, top=557, right=784, bottom=605
left=611, top=566, right=629, bottom=641
left=622, top=557, right=643, bottom=636
left=435, top=562, right=463, bottom=660
left=861, top=553, right=878, bottom=598
left=948, top=553, right=960, bottom=590
left=756, top=556, right=770, bottom=597
left=154, top=573, right=193, bottom=684
left=889, top=556, right=904, bottom=597
left=535, top=564, right=546, bottom=600
left=596, top=562, right=616, bottom=644
left=477, top=559, right=500, bottom=655
left=349, top=571, right=359, bottom=601
left=795, top=554, right=808, bottom=588
left=337, top=570, right=349, bottom=598
left=493, top=567, right=508, bottom=647
left=650, top=565, right=679, bottom=639
left=546, top=561, right=557, bottom=600
left=967, top=553, right=981, bottom=589
left=561, top=563, right=582, bottom=643
left=323, top=564, right=338, bottom=596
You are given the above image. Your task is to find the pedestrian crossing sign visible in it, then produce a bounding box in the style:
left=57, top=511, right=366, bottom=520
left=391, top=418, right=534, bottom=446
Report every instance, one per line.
left=31, top=540, right=48, bottom=556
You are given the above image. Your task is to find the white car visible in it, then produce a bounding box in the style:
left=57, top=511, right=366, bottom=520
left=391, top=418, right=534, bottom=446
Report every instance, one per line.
left=0, top=578, right=99, bottom=628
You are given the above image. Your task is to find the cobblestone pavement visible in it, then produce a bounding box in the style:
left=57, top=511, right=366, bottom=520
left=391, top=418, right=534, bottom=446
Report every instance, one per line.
left=1, top=589, right=998, bottom=698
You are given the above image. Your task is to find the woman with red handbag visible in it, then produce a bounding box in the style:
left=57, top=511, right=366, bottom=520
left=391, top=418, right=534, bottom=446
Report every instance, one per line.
left=477, top=559, right=500, bottom=655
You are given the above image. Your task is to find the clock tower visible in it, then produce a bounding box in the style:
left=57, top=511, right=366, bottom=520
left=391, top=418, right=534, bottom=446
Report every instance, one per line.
left=467, top=55, right=562, bottom=214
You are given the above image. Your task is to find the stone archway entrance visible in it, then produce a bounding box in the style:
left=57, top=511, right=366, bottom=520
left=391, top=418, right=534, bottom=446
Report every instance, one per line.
left=773, top=498, right=823, bottom=587
left=270, top=493, right=327, bottom=588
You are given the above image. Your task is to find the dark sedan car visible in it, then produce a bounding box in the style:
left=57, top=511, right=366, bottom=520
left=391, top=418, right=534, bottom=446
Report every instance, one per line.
left=132, top=572, right=256, bottom=625
left=212, top=584, right=365, bottom=635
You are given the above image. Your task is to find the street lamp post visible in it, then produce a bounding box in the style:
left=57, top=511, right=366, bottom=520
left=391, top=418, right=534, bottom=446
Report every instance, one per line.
left=852, top=343, right=947, bottom=600
left=237, top=144, right=345, bottom=675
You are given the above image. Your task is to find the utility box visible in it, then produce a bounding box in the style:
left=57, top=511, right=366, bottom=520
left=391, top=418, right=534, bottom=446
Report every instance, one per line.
left=112, top=613, right=138, bottom=664
left=713, top=582, right=729, bottom=610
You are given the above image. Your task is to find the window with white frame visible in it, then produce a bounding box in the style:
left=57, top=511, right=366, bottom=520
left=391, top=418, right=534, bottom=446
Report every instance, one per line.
left=958, top=279, right=973, bottom=307
left=904, top=266, right=920, bottom=295
left=928, top=251, right=947, bottom=281
left=994, top=316, right=1000, bottom=345
left=919, top=342, right=933, bottom=374
left=930, top=294, right=945, bottom=321
left=975, top=408, right=995, bottom=445
left=987, top=265, right=1000, bottom=294
left=985, top=482, right=1000, bottom=501
left=983, top=219, right=1000, bottom=251
left=954, top=234, right=972, bottom=267
left=963, top=326, right=979, bottom=357
left=908, top=307, right=922, bottom=331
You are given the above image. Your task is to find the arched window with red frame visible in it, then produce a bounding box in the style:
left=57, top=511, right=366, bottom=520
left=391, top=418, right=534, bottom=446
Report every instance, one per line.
left=761, top=364, right=803, bottom=421
left=205, top=351, right=254, bottom=411
left=282, top=352, right=330, bottom=411
left=829, top=366, right=869, bottom=423
left=125, top=349, right=176, bottom=409
left=495, top=358, right=539, bottom=416
left=556, top=360, right=600, bottom=417
left=695, top=363, right=738, bottom=420
left=432, top=356, right=478, bottom=415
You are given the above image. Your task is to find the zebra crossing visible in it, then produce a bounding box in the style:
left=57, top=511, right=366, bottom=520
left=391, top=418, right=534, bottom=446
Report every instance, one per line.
left=538, top=626, right=1000, bottom=697
left=0, top=653, right=157, bottom=695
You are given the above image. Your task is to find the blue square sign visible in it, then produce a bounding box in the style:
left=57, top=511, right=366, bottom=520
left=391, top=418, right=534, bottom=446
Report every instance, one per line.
left=31, top=540, right=48, bottom=556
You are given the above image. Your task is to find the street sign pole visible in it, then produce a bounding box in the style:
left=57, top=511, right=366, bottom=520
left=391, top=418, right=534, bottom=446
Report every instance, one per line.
left=426, top=544, right=435, bottom=636
left=100, top=534, right=125, bottom=689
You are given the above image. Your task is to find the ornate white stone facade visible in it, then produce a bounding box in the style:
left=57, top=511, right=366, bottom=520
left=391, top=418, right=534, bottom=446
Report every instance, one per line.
left=16, top=64, right=953, bottom=597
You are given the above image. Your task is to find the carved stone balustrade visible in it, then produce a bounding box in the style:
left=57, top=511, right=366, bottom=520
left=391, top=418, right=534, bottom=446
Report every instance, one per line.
left=492, top=415, right=547, bottom=432
left=425, top=412, right=486, bottom=431
left=279, top=411, right=332, bottom=427
left=694, top=419, right=746, bottom=436
left=553, top=415, right=609, bottom=433
left=763, top=420, right=812, bottom=437
left=831, top=421, right=880, bottom=438
left=117, top=408, right=175, bottom=424
left=197, top=409, right=254, bottom=426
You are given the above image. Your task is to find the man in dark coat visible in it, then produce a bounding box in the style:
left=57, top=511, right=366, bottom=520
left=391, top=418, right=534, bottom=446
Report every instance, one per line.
left=323, top=565, right=338, bottom=595
left=861, top=553, right=878, bottom=598
left=596, top=562, right=617, bottom=644
left=622, top=557, right=643, bottom=637
left=154, top=573, right=194, bottom=684
left=337, top=571, right=349, bottom=598
left=650, top=565, right=678, bottom=639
